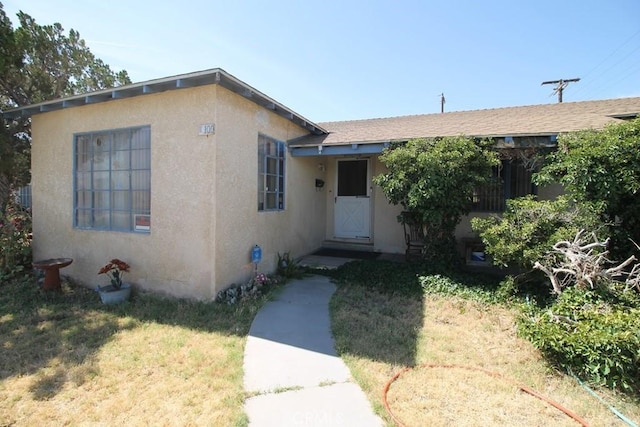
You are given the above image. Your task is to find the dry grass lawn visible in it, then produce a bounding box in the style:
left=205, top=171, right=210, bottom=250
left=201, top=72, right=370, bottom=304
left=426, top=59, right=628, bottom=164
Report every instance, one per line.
left=331, top=283, right=640, bottom=427
left=4, top=265, right=639, bottom=426
left=0, top=276, right=267, bottom=426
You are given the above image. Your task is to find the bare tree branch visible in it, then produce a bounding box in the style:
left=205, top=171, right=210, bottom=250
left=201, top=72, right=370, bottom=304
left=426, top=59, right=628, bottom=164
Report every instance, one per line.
left=534, top=230, right=640, bottom=294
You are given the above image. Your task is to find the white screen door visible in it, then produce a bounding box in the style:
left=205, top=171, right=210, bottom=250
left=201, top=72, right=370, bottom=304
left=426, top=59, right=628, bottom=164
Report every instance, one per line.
left=334, top=159, right=370, bottom=239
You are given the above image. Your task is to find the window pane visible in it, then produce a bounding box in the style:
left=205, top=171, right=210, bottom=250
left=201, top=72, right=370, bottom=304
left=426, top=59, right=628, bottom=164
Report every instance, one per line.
left=112, top=149, right=130, bottom=170
left=265, top=140, right=275, bottom=156
left=76, top=191, right=92, bottom=209
left=94, top=191, right=110, bottom=209
left=76, top=136, right=91, bottom=172
left=266, top=174, right=277, bottom=192
left=93, top=210, right=110, bottom=229
left=76, top=209, right=92, bottom=228
left=111, top=211, right=130, bottom=231
left=112, top=171, right=130, bottom=190
left=132, top=191, right=150, bottom=211
left=114, top=130, right=130, bottom=150
left=76, top=172, right=92, bottom=191
left=92, top=151, right=110, bottom=171
left=511, top=162, right=533, bottom=198
left=338, top=160, right=367, bottom=196
left=112, top=191, right=130, bottom=210
left=93, top=172, right=110, bottom=190
left=266, top=157, right=277, bottom=174
left=132, top=127, right=150, bottom=149
left=93, top=134, right=110, bottom=152
left=266, top=193, right=276, bottom=209
left=131, top=170, right=150, bottom=190
left=131, top=149, right=150, bottom=169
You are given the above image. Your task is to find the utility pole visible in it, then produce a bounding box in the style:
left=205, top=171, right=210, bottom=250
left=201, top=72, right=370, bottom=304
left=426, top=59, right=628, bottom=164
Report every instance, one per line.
left=541, top=78, right=580, bottom=103
left=439, top=93, right=445, bottom=113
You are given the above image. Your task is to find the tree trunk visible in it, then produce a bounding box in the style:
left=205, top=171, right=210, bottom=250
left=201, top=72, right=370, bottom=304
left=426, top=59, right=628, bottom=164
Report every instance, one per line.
left=0, top=172, right=10, bottom=214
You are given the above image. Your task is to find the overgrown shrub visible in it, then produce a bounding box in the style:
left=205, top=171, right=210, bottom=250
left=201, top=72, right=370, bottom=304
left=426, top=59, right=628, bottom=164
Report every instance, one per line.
left=0, top=199, right=32, bottom=280
left=374, top=136, right=498, bottom=264
left=534, top=118, right=640, bottom=258
left=519, top=285, right=640, bottom=392
left=471, top=196, right=603, bottom=272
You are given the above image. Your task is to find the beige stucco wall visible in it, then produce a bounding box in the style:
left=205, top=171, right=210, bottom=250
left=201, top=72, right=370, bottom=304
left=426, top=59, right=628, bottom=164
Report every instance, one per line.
left=30, top=84, right=321, bottom=300
left=370, top=157, right=405, bottom=253
left=211, top=88, right=323, bottom=288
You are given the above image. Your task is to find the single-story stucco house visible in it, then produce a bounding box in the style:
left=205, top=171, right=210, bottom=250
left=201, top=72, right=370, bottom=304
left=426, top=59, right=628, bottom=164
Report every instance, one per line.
left=4, top=68, right=640, bottom=299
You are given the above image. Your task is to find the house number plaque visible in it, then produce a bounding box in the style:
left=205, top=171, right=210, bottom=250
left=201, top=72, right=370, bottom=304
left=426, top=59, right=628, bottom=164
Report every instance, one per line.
left=199, top=123, right=215, bottom=135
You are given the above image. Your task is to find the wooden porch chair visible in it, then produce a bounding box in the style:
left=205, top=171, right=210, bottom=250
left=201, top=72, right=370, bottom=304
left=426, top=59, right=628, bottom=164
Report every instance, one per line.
left=401, top=212, right=426, bottom=261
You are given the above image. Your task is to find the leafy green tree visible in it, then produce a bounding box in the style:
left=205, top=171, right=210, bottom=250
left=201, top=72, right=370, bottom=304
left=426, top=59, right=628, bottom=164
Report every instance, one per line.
left=374, top=136, right=499, bottom=263
left=534, top=118, right=640, bottom=257
left=0, top=3, right=131, bottom=211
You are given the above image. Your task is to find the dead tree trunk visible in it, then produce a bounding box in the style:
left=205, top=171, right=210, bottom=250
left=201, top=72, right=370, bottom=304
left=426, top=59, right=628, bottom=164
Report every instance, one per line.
left=534, top=229, right=637, bottom=294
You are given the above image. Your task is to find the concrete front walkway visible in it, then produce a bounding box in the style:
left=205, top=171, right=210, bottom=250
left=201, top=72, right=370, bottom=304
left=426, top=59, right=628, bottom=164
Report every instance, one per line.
left=243, top=275, right=383, bottom=426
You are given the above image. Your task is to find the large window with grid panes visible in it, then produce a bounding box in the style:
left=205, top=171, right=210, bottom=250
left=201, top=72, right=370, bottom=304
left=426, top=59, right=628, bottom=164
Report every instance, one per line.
left=471, top=159, right=534, bottom=212
left=74, top=126, right=151, bottom=232
left=257, top=134, right=286, bottom=211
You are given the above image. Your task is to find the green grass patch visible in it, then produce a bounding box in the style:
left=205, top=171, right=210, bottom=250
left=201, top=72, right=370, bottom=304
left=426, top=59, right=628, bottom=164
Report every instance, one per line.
left=332, top=259, right=503, bottom=300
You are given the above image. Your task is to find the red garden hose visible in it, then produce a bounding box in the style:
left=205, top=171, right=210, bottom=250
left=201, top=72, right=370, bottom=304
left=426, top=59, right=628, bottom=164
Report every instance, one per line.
left=382, top=363, right=590, bottom=427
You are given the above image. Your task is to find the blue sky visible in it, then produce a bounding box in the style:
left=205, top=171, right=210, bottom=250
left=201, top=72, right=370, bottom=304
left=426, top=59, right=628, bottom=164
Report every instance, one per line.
left=4, top=0, right=640, bottom=122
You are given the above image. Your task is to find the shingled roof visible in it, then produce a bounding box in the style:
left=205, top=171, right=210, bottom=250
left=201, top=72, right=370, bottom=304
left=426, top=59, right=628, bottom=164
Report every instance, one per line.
left=290, top=97, right=640, bottom=148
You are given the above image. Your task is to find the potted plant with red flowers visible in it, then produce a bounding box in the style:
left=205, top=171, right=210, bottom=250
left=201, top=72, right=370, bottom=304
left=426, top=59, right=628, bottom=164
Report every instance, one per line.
left=97, top=258, right=132, bottom=304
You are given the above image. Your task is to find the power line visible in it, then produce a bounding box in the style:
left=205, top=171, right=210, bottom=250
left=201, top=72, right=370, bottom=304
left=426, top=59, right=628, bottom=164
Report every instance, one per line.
left=580, top=28, right=640, bottom=82
left=572, top=29, right=640, bottom=98
left=541, top=78, right=581, bottom=103
left=586, top=61, right=640, bottom=99
left=575, top=43, right=640, bottom=98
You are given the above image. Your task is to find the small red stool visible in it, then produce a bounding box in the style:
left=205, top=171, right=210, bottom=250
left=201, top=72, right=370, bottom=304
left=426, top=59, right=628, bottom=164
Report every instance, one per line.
left=33, top=258, right=73, bottom=291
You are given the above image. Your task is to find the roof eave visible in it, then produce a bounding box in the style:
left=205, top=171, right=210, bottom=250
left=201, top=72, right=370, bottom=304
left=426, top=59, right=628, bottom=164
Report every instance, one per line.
left=289, top=134, right=559, bottom=157
left=2, top=68, right=327, bottom=135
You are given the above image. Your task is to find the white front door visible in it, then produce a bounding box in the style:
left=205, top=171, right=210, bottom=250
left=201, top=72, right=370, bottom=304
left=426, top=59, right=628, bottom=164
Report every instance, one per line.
left=335, top=159, right=370, bottom=239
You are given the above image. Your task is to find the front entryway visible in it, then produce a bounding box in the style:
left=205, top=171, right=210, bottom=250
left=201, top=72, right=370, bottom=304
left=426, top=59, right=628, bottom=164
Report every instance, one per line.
left=334, top=159, right=371, bottom=239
